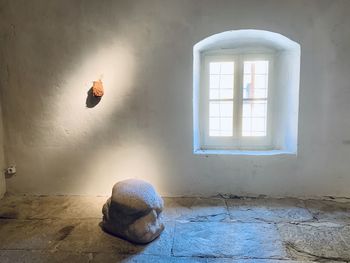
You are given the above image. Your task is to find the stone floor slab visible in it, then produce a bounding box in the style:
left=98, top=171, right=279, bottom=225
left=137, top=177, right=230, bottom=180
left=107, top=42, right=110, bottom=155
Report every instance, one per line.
left=55, top=219, right=174, bottom=256
left=0, top=250, right=91, bottom=263
left=277, top=222, right=350, bottom=261
left=172, top=221, right=287, bottom=259
left=92, top=253, right=206, bottom=262
left=207, top=259, right=322, bottom=263
left=0, top=219, right=78, bottom=250
left=226, top=198, right=314, bottom=223
left=0, top=195, right=107, bottom=219
left=163, top=197, right=229, bottom=222
left=304, top=199, right=350, bottom=224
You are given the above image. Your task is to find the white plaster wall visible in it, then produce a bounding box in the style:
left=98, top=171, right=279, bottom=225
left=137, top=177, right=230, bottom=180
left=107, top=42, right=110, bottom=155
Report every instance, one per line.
left=0, top=99, right=5, bottom=199
left=0, top=0, right=350, bottom=198
left=0, top=175, right=4, bottom=199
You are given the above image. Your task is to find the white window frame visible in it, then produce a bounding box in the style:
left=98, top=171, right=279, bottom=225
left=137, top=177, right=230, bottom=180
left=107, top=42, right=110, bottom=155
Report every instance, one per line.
left=200, top=48, right=275, bottom=151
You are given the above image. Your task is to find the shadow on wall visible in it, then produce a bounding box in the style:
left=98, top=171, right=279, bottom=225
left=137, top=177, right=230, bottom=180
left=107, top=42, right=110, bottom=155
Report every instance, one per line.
left=86, top=87, right=101, bottom=108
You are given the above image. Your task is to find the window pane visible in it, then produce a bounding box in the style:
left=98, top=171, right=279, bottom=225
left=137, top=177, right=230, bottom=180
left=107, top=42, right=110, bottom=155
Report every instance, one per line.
left=243, top=100, right=267, bottom=118
left=244, top=61, right=268, bottom=74
left=252, top=101, right=266, bottom=117
left=209, top=61, right=234, bottom=100
left=242, top=117, right=251, bottom=133
left=243, top=60, right=269, bottom=99
left=255, top=75, right=268, bottom=90
left=242, top=100, right=267, bottom=137
left=208, top=61, right=234, bottom=137
left=210, top=101, right=233, bottom=117
left=220, top=101, right=233, bottom=117
left=209, top=117, right=220, bottom=131
left=209, top=117, right=233, bottom=137
left=209, top=102, right=233, bottom=137
left=210, top=62, right=234, bottom=75
left=210, top=63, right=221, bottom=74
left=209, top=102, right=220, bottom=117
left=220, top=62, right=234, bottom=74
left=253, top=88, right=267, bottom=99
left=252, top=117, right=265, bottom=131
left=210, top=75, right=220, bottom=90
left=220, top=75, right=233, bottom=90
left=220, top=118, right=232, bottom=135
left=209, top=117, right=232, bottom=137
left=210, top=89, right=219, bottom=100
left=242, top=119, right=267, bottom=137
left=220, top=89, right=233, bottom=100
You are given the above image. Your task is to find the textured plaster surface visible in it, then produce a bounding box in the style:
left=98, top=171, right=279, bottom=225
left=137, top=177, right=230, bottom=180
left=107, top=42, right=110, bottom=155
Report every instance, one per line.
left=0, top=195, right=350, bottom=262
left=0, top=1, right=350, bottom=197
left=0, top=99, right=5, bottom=198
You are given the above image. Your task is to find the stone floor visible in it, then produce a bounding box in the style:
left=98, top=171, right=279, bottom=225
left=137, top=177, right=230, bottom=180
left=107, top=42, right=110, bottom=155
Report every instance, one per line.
left=0, top=195, right=350, bottom=262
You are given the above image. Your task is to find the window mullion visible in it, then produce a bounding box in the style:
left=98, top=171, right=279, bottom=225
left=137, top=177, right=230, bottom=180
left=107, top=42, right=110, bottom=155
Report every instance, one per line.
left=231, top=56, right=237, bottom=143
left=235, top=56, right=243, bottom=146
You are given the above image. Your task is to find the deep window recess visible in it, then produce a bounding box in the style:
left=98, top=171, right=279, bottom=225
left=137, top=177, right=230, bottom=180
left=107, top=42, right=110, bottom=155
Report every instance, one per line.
left=193, top=30, right=301, bottom=155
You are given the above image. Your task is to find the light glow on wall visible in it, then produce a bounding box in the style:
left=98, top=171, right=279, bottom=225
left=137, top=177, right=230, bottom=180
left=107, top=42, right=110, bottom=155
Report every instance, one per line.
left=79, top=142, right=165, bottom=195
left=49, top=41, right=136, bottom=145
left=32, top=40, right=146, bottom=195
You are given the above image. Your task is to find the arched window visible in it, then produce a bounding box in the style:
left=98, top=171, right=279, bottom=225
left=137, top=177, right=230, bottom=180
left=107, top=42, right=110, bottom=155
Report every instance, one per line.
left=193, top=30, right=301, bottom=155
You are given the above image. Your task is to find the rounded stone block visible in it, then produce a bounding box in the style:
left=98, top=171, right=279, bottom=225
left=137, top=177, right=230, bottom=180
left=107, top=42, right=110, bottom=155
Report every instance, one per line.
left=101, top=179, right=164, bottom=244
